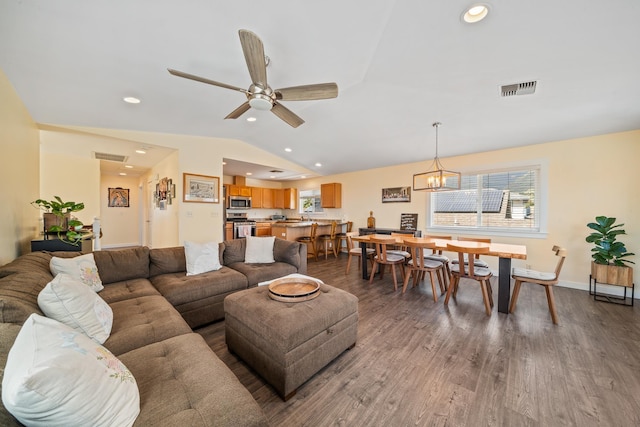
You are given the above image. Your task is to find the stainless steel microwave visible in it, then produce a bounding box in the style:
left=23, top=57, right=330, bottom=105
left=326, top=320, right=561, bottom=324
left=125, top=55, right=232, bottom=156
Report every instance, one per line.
left=227, top=195, right=252, bottom=210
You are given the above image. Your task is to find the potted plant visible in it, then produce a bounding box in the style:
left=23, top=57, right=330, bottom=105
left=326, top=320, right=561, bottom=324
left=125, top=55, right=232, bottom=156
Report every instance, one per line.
left=586, top=216, right=635, bottom=287
left=31, top=196, right=85, bottom=245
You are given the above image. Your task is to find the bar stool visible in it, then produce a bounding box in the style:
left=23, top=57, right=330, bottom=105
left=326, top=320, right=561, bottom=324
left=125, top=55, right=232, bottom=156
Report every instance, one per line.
left=317, top=221, right=338, bottom=259
left=296, top=223, right=319, bottom=261
left=336, top=221, right=353, bottom=254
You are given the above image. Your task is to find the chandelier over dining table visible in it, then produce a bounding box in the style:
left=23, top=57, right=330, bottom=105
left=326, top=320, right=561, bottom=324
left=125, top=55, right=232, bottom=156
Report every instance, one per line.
left=413, top=122, right=461, bottom=191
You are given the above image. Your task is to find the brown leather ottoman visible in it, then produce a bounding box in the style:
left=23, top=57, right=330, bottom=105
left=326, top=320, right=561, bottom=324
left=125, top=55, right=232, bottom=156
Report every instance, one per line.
left=224, top=282, right=358, bottom=400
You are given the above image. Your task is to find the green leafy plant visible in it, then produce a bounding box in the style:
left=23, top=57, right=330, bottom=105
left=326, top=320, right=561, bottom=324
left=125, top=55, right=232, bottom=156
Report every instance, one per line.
left=31, top=196, right=85, bottom=245
left=302, top=198, right=314, bottom=212
left=586, top=216, right=635, bottom=266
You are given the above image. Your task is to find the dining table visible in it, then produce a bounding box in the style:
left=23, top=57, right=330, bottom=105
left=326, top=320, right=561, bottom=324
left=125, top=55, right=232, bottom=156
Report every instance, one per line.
left=351, top=234, right=527, bottom=314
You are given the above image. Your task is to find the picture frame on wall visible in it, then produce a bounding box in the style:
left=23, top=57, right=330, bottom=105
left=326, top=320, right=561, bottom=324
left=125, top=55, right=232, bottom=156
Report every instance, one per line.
left=108, top=187, right=130, bottom=207
left=183, top=173, right=219, bottom=203
left=382, top=186, right=411, bottom=203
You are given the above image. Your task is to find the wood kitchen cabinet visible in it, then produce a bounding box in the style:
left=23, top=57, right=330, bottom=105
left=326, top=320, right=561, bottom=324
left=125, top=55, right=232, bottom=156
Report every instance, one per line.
left=284, top=188, right=298, bottom=209
left=251, top=187, right=263, bottom=208
left=262, top=188, right=274, bottom=208
left=273, top=189, right=285, bottom=209
left=224, top=223, right=233, bottom=241
left=321, top=183, right=342, bottom=208
left=228, top=185, right=251, bottom=197
left=256, top=222, right=272, bottom=236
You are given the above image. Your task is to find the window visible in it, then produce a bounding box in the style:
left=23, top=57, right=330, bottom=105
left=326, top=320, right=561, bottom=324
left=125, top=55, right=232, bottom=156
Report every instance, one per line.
left=299, top=189, right=324, bottom=214
left=428, top=164, right=546, bottom=237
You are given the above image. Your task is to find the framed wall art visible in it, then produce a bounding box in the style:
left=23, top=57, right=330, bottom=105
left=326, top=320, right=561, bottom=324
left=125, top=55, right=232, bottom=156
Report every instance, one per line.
left=382, top=186, right=411, bottom=203
left=183, top=173, right=219, bottom=203
left=108, top=187, right=130, bottom=207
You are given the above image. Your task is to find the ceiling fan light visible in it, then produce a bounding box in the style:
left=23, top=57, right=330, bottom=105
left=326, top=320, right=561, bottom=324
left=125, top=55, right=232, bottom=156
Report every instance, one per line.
left=249, top=96, right=272, bottom=111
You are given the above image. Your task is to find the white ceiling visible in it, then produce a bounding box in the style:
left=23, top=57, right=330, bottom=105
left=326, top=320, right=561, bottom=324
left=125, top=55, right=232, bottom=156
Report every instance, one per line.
left=2, top=1, right=639, bottom=179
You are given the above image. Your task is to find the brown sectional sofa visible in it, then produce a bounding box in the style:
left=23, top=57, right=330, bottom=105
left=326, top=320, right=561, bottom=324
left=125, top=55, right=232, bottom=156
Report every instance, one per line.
left=0, top=237, right=307, bottom=426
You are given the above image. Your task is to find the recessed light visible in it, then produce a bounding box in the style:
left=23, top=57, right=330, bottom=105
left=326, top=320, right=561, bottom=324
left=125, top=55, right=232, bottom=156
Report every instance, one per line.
left=119, top=172, right=127, bottom=176
left=270, top=175, right=276, bottom=179
left=124, top=165, right=133, bottom=169
left=246, top=172, right=252, bottom=176
left=284, top=148, right=292, bottom=152
left=135, top=149, right=146, bottom=154
left=300, top=175, right=306, bottom=179
left=463, top=4, right=489, bottom=23
left=246, top=117, right=257, bottom=122
left=222, top=161, right=227, bottom=165
left=123, top=96, right=141, bottom=104
left=315, top=163, right=322, bottom=167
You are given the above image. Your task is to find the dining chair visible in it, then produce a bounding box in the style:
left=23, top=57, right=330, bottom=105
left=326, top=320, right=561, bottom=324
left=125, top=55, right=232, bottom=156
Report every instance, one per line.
left=345, top=231, right=374, bottom=275
left=369, top=236, right=406, bottom=291
left=401, top=239, right=446, bottom=301
left=317, top=221, right=339, bottom=259
left=336, top=221, right=353, bottom=254
left=509, top=245, right=567, bottom=324
left=296, top=223, right=319, bottom=261
left=450, top=237, right=491, bottom=268
left=388, top=232, right=412, bottom=262
left=444, top=242, right=494, bottom=316
left=422, top=235, right=452, bottom=288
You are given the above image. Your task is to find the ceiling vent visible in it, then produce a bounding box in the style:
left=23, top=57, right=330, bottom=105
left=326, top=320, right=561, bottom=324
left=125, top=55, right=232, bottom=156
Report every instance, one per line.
left=501, top=81, right=537, bottom=97
left=93, top=152, right=128, bottom=162
left=269, top=169, right=284, bottom=173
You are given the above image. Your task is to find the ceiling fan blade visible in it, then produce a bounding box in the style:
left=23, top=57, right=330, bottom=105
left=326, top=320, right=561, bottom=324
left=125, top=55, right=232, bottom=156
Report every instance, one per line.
left=167, top=68, right=248, bottom=94
left=271, top=102, right=305, bottom=128
left=275, top=83, right=339, bottom=101
left=225, top=101, right=251, bottom=119
left=238, top=29, right=268, bottom=87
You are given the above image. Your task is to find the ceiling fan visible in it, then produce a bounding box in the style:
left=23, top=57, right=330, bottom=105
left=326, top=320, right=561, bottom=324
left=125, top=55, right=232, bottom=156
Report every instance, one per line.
left=168, top=29, right=338, bottom=128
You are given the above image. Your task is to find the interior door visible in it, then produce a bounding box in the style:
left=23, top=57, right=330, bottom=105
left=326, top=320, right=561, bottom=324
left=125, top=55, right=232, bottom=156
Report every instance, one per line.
left=144, top=180, right=154, bottom=248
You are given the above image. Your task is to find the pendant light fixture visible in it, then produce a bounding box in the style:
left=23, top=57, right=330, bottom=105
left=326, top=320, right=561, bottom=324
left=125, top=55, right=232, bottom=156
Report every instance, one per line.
left=413, top=122, right=461, bottom=191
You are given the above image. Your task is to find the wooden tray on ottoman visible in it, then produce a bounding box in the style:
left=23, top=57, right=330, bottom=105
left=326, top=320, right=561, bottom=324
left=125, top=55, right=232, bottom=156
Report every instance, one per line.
left=268, top=277, right=320, bottom=302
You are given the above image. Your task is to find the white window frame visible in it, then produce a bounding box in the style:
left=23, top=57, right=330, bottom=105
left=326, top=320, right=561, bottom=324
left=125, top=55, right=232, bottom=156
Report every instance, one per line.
left=426, top=159, right=548, bottom=239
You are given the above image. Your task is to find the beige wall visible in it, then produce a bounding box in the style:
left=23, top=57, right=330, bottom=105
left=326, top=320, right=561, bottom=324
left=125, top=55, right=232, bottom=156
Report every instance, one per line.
left=0, top=70, right=40, bottom=263
left=100, top=175, right=141, bottom=248
left=143, top=151, right=180, bottom=248
left=290, top=130, right=640, bottom=294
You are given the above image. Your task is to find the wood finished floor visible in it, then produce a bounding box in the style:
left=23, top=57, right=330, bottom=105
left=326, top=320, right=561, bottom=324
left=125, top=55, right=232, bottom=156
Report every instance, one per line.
left=197, top=254, right=640, bottom=427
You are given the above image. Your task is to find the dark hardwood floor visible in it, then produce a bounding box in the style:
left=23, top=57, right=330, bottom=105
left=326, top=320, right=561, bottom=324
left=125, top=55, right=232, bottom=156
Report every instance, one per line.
left=197, top=254, right=640, bottom=426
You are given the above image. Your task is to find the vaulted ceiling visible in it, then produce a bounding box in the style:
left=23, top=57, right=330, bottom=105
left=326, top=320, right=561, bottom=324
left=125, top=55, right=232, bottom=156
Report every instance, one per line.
left=2, top=1, right=639, bottom=178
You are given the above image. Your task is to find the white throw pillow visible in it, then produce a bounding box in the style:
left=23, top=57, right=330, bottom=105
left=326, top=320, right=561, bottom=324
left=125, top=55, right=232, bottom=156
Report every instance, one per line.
left=245, top=236, right=276, bottom=263
left=38, top=274, right=113, bottom=344
left=184, top=241, right=222, bottom=276
left=2, top=314, right=140, bottom=427
left=50, top=253, right=103, bottom=292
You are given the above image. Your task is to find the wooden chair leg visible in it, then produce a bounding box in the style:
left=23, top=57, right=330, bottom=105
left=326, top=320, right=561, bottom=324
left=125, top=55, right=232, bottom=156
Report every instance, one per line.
left=401, top=268, right=412, bottom=294
left=368, top=261, right=378, bottom=284
left=509, top=280, right=523, bottom=313
left=545, top=285, right=559, bottom=325
left=428, top=271, right=438, bottom=302
left=391, top=264, right=399, bottom=291
left=486, top=280, right=494, bottom=308
left=437, top=269, right=446, bottom=294
left=345, top=254, right=353, bottom=275
left=480, top=281, right=492, bottom=316
left=444, top=275, right=457, bottom=305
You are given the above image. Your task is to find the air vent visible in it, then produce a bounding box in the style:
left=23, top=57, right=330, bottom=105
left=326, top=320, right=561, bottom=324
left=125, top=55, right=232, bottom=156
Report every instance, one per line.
left=269, top=169, right=284, bottom=173
left=501, top=81, right=537, bottom=97
left=93, top=152, right=128, bottom=162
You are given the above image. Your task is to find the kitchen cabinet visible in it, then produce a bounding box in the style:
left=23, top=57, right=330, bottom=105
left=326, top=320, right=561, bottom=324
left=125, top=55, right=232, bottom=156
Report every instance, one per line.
left=274, top=189, right=285, bottom=209
left=262, top=188, right=274, bottom=209
left=228, top=185, right=251, bottom=197
left=251, top=187, right=263, bottom=208
left=284, top=188, right=298, bottom=209
left=256, top=222, right=272, bottom=236
left=321, top=183, right=342, bottom=208
left=224, top=223, right=233, bottom=241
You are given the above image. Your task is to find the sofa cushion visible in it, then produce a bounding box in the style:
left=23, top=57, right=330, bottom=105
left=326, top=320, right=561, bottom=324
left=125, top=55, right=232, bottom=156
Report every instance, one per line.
left=49, top=253, right=104, bottom=292
left=274, top=238, right=302, bottom=270
left=98, top=278, right=160, bottom=304
left=227, top=262, right=298, bottom=288
left=93, top=246, right=150, bottom=284
left=37, top=274, right=113, bottom=344
left=0, top=252, right=53, bottom=277
left=222, top=239, right=246, bottom=265
left=104, top=295, right=192, bottom=356
left=150, top=267, right=248, bottom=307
left=244, top=236, right=276, bottom=264
left=185, top=241, right=222, bottom=275
left=149, top=246, right=187, bottom=277
left=0, top=272, right=52, bottom=324
left=2, top=314, right=140, bottom=427
left=118, top=333, right=268, bottom=427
